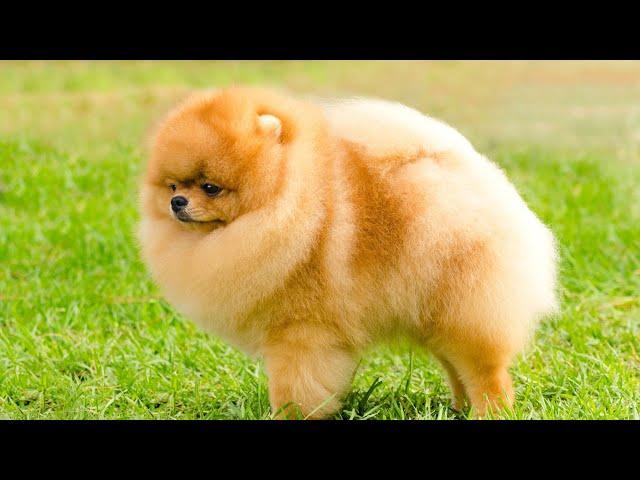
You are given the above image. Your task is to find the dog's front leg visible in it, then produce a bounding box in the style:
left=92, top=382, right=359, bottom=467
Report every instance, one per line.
left=263, top=330, right=356, bottom=420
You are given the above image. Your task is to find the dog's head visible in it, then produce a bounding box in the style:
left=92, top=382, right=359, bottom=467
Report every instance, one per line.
left=143, top=88, right=290, bottom=233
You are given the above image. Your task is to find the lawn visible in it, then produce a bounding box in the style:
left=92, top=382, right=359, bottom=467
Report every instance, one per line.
left=0, top=60, right=638, bottom=419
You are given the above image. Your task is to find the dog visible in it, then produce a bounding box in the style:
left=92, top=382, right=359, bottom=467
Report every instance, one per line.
left=139, top=86, right=557, bottom=418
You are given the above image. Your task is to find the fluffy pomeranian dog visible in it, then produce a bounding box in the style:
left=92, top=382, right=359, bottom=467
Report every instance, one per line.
left=139, top=87, right=557, bottom=418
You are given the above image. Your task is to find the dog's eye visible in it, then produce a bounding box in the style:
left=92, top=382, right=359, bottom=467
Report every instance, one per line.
left=202, top=183, right=222, bottom=197
left=169, top=184, right=177, bottom=192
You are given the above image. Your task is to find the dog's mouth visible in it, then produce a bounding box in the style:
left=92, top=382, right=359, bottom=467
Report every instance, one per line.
left=174, top=211, right=225, bottom=227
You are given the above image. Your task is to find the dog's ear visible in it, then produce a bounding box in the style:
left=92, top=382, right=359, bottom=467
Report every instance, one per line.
left=257, top=114, right=282, bottom=141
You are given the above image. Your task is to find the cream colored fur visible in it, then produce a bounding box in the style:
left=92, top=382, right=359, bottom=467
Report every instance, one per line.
left=139, top=87, right=558, bottom=418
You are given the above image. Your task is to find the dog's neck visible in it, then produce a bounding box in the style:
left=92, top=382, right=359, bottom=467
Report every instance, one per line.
left=140, top=132, right=329, bottom=344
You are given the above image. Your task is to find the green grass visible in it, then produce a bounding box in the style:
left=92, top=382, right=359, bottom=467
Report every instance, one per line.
left=1, top=61, right=639, bottom=419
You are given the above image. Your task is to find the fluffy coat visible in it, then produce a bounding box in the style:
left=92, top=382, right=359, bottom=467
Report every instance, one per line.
left=139, top=87, right=558, bottom=418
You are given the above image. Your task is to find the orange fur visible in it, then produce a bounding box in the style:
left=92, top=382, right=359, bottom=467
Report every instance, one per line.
left=139, top=87, right=558, bottom=418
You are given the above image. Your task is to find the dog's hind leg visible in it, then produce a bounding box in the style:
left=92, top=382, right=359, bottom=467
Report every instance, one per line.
left=433, top=353, right=468, bottom=411
left=444, top=348, right=515, bottom=417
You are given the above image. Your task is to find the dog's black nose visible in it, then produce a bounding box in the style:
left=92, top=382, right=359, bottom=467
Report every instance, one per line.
left=171, top=196, right=188, bottom=212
